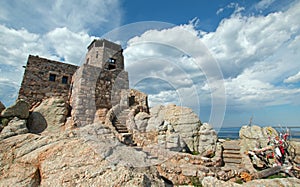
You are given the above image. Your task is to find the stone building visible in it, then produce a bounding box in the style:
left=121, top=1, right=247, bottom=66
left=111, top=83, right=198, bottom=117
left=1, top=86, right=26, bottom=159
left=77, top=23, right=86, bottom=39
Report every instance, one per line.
left=70, top=39, right=129, bottom=126
left=18, top=39, right=130, bottom=126
left=18, top=55, right=78, bottom=106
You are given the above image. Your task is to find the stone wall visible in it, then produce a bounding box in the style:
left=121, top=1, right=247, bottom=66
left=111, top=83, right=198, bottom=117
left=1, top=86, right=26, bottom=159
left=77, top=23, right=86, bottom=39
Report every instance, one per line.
left=96, top=69, right=129, bottom=109
left=18, top=55, right=78, bottom=107
left=70, top=64, right=129, bottom=127
left=70, top=64, right=99, bottom=127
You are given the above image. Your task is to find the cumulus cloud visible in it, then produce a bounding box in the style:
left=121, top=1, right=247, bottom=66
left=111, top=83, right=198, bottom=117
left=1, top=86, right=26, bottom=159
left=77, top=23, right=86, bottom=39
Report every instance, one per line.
left=255, top=0, right=276, bottom=10
left=0, top=0, right=122, bottom=106
left=123, top=0, right=300, bottom=120
left=0, top=0, right=122, bottom=34
left=201, top=2, right=300, bottom=78
left=123, top=23, right=227, bottom=127
left=284, top=71, right=300, bottom=83
left=199, top=1, right=300, bottom=108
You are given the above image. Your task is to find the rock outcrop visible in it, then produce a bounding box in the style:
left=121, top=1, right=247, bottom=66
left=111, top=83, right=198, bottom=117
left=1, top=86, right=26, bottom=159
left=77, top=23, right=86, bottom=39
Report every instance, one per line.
left=147, top=104, right=202, bottom=153
left=0, top=123, right=166, bottom=186
left=239, top=125, right=278, bottom=153
left=0, top=117, right=28, bottom=140
left=1, top=100, right=29, bottom=119
left=0, top=100, right=29, bottom=135
left=289, top=141, right=300, bottom=163
left=27, top=97, right=69, bottom=134
left=198, top=123, right=218, bottom=157
left=134, top=112, right=151, bottom=132
left=202, top=176, right=300, bottom=187
left=129, top=89, right=149, bottom=112
left=1, top=97, right=298, bottom=186
left=129, top=104, right=219, bottom=156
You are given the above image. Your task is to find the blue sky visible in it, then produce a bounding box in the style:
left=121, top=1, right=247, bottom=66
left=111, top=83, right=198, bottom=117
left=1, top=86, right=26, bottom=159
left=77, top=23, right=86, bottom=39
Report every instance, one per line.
left=0, top=0, right=299, bottom=128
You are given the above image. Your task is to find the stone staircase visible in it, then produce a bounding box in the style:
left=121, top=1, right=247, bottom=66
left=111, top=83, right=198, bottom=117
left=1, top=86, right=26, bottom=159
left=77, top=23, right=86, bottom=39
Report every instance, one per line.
left=113, top=109, right=135, bottom=146
left=222, top=140, right=242, bottom=168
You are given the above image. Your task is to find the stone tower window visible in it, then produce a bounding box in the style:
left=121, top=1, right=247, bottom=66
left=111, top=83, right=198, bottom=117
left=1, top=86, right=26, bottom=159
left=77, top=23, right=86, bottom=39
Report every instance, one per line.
left=62, top=76, right=68, bottom=84
left=49, top=73, right=56, bottom=82
left=108, top=58, right=116, bottom=70
left=96, top=51, right=98, bottom=58
left=108, top=58, right=116, bottom=64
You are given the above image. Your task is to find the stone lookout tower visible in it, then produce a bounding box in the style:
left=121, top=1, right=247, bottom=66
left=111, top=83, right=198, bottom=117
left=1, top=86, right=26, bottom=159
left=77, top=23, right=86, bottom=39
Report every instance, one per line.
left=70, top=39, right=129, bottom=126
left=18, top=39, right=129, bottom=127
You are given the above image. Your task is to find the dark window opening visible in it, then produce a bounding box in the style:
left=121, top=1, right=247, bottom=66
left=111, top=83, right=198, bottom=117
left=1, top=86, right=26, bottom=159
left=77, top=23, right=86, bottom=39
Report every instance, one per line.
left=96, top=51, right=98, bottom=58
left=86, top=58, right=89, bottom=64
left=108, top=58, right=116, bottom=64
left=49, top=74, right=56, bottom=82
left=108, top=64, right=116, bottom=70
left=129, top=96, right=135, bottom=106
left=62, top=76, right=68, bottom=84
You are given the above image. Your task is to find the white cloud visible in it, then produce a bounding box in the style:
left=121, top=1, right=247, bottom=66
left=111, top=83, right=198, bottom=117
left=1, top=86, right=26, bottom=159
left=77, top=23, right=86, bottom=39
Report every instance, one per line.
left=225, top=74, right=300, bottom=107
left=255, top=0, right=276, bottom=10
left=0, top=0, right=122, bottom=34
left=44, top=27, right=93, bottom=65
left=124, top=0, right=300, bottom=117
left=284, top=71, right=300, bottom=83
left=202, top=1, right=300, bottom=78
left=0, top=25, right=95, bottom=106
left=0, top=0, right=122, bottom=106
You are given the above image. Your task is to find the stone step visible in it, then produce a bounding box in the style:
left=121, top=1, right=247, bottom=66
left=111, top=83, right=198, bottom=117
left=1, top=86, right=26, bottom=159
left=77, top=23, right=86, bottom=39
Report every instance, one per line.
left=121, top=133, right=132, bottom=137
left=115, top=126, right=128, bottom=130
left=223, top=150, right=241, bottom=155
left=223, top=153, right=242, bottom=159
left=222, top=140, right=240, bottom=146
left=223, top=157, right=242, bottom=164
left=114, top=123, right=127, bottom=127
left=223, top=144, right=241, bottom=150
left=115, top=124, right=127, bottom=127
left=117, top=129, right=129, bottom=133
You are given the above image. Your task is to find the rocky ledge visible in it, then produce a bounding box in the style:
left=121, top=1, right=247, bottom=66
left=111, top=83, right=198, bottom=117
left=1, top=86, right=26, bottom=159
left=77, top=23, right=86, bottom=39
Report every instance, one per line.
left=1, top=98, right=300, bottom=186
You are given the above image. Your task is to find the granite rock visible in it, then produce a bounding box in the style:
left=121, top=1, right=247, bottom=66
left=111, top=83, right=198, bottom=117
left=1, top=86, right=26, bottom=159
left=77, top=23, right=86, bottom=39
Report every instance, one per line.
left=1, top=100, right=29, bottom=119
left=0, top=123, right=166, bottom=186
left=0, top=117, right=28, bottom=140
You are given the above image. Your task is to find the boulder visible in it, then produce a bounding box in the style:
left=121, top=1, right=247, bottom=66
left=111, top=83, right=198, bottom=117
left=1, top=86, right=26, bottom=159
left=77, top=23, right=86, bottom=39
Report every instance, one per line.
left=27, top=112, right=47, bottom=134
left=1, top=100, right=29, bottom=119
left=239, top=125, right=278, bottom=153
left=147, top=105, right=165, bottom=131
left=157, top=121, right=187, bottom=152
left=0, top=117, right=28, bottom=140
left=289, top=141, right=300, bottom=163
left=134, top=112, right=150, bottom=132
left=28, top=97, right=69, bottom=134
left=148, top=104, right=201, bottom=152
left=198, top=123, right=218, bottom=157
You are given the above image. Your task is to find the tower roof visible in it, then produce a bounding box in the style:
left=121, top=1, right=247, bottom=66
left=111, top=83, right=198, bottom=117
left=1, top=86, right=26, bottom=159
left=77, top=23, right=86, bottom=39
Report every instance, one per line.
left=87, top=39, right=122, bottom=51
